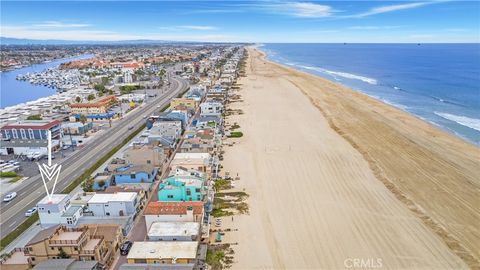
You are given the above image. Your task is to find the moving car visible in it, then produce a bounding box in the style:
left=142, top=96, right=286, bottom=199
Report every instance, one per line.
left=25, top=207, right=37, bottom=217
left=120, top=241, right=133, bottom=255
left=3, top=192, right=17, bottom=202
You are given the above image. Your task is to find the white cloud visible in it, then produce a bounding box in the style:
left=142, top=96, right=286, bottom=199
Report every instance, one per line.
left=31, top=21, right=91, bottom=28
left=158, top=25, right=218, bottom=31
left=353, top=2, right=432, bottom=18
left=348, top=25, right=405, bottom=30
left=269, top=2, right=334, bottom=18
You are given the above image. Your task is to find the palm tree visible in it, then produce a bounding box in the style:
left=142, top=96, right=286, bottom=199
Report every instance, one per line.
left=79, top=114, right=87, bottom=125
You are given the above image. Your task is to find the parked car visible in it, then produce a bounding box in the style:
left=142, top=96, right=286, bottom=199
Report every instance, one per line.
left=128, top=126, right=134, bottom=130
left=120, top=241, right=133, bottom=255
left=3, top=192, right=17, bottom=202
left=25, top=207, right=37, bottom=217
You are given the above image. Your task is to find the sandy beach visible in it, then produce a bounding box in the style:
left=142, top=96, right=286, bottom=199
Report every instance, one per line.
left=220, top=47, right=479, bottom=269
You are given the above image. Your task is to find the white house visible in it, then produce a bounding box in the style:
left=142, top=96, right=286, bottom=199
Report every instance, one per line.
left=200, top=101, right=223, bottom=117
left=37, top=194, right=82, bottom=227
left=144, top=201, right=204, bottom=230
left=87, top=192, right=137, bottom=217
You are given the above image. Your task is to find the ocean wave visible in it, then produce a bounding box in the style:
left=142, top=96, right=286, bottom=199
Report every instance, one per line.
left=435, top=112, right=480, bottom=132
left=323, top=70, right=377, bottom=85
left=295, top=64, right=377, bottom=85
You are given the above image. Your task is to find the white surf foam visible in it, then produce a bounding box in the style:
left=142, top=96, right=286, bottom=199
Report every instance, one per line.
left=295, top=64, right=377, bottom=85
left=323, top=70, right=377, bottom=85
left=435, top=112, right=480, bottom=132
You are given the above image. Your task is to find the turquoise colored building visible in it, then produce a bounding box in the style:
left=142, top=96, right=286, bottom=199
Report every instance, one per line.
left=157, top=177, right=203, bottom=202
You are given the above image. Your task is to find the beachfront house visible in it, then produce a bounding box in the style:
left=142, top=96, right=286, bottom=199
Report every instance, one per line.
left=126, top=241, right=198, bottom=265
left=169, top=152, right=212, bottom=174
left=144, top=201, right=204, bottom=230
left=200, top=101, right=223, bottom=117
left=157, top=176, right=205, bottom=202
left=147, top=221, right=200, bottom=241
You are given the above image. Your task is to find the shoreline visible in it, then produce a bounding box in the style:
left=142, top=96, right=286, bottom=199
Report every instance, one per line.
left=258, top=44, right=480, bottom=147
left=0, top=54, right=94, bottom=110
left=221, top=47, right=479, bottom=269
left=257, top=46, right=480, bottom=149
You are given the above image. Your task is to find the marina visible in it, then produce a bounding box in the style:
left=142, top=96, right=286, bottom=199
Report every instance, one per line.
left=0, top=54, right=94, bottom=109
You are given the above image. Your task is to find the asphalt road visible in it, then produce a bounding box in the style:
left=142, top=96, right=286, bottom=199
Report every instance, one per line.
left=0, top=72, right=188, bottom=238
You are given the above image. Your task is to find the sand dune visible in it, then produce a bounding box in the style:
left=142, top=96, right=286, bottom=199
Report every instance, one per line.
left=220, top=48, right=478, bottom=269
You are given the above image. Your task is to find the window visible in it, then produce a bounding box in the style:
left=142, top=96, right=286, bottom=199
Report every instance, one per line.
left=147, top=160, right=151, bottom=164
left=31, top=257, right=35, bottom=261
left=186, top=190, right=191, bottom=196
left=20, top=129, right=27, bottom=139
left=51, top=247, right=55, bottom=250
left=105, top=204, right=109, bottom=207
left=12, top=129, right=18, bottom=139
left=167, top=195, right=173, bottom=199
left=47, top=210, right=51, bottom=214
left=106, top=212, right=110, bottom=216
left=131, top=174, right=135, bottom=179
left=196, top=188, right=201, bottom=193
left=28, top=129, right=34, bottom=139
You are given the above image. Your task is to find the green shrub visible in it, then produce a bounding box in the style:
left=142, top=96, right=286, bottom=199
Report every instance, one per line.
left=227, top=131, right=243, bottom=138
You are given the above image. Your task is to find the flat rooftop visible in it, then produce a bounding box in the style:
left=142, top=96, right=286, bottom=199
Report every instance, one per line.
left=88, top=192, right=137, bottom=204
left=38, top=194, right=69, bottom=205
left=148, top=222, right=200, bottom=237
left=173, top=153, right=210, bottom=160
left=127, top=241, right=198, bottom=260
left=83, top=238, right=101, bottom=251
left=51, top=231, right=83, bottom=241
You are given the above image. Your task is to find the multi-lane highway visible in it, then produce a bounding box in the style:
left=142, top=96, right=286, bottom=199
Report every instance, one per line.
left=0, top=72, right=188, bottom=238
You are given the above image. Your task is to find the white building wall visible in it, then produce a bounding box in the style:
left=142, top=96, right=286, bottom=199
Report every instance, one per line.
left=145, top=212, right=194, bottom=231
left=89, top=201, right=133, bottom=217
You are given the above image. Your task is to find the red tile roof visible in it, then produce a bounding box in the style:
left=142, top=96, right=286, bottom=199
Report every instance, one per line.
left=144, top=201, right=203, bottom=215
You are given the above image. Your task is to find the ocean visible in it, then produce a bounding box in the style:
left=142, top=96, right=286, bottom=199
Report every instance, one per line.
left=0, top=54, right=93, bottom=109
left=261, top=43, right=480, bottom=146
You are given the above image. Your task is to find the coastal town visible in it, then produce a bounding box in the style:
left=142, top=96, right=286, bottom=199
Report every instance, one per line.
left=1, top=44, right=248, bottom=270
left=1, top=1, right=480, bottom=269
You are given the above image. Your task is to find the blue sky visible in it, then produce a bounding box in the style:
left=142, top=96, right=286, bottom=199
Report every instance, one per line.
left=1, top=1, right=479, bottom=42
